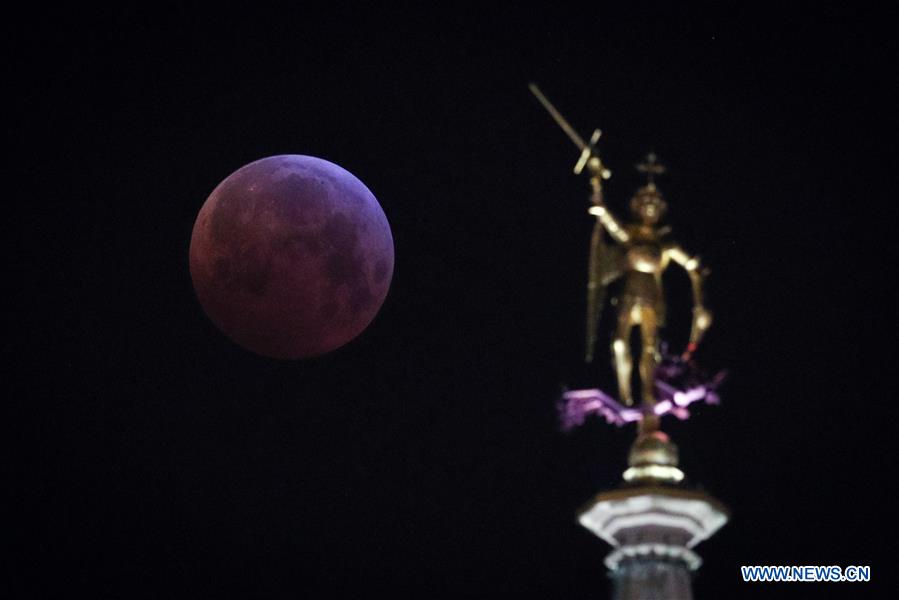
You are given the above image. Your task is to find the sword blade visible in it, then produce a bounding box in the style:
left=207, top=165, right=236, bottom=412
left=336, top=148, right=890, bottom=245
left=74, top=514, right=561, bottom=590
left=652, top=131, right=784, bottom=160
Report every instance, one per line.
left=528, top=83, right=586, bottom=151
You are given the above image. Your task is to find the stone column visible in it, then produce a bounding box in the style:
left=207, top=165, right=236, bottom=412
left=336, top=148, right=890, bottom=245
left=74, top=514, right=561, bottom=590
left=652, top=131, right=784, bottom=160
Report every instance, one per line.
left=577, top=432, right=728, bottom=599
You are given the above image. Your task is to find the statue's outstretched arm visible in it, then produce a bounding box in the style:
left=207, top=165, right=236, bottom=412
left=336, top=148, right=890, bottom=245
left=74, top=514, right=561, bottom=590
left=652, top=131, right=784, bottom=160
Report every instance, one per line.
left=667, top=245, right=712, bottom=351
left=586, top=176, right=629, bottom=243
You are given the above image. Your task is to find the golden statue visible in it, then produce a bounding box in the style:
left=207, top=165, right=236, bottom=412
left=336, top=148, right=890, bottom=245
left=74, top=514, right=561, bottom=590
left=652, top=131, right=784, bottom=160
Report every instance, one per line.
left=529, top=84, right=712, bottom=413
left=585, top=153, right=711, bottom=407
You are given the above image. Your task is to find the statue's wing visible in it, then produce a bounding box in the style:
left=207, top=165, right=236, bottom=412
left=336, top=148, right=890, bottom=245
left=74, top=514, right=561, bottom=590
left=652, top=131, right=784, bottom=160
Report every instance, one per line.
left=585, top=223, right=624, bottom=362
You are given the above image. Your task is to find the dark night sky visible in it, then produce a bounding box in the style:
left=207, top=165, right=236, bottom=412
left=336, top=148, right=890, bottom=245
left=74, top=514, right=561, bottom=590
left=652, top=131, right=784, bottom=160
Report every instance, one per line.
left=9, top=5, right=894, bottom=599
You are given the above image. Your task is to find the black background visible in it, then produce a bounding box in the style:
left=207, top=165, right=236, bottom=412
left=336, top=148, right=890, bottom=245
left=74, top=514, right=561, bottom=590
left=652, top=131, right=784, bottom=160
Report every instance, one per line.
left=10, top=5, right=893, bottom=599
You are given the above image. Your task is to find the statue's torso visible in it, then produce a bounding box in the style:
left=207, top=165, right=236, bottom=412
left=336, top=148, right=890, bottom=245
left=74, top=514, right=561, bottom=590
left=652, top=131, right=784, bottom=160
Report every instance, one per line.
left=626, top=242, right=664, bottom=274
left=619, top=226, right=669, bottom=317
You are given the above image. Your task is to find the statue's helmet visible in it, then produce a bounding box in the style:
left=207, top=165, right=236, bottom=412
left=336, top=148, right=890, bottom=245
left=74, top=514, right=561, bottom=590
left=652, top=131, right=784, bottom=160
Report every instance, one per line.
left=629, top=183, right=667, bottom=223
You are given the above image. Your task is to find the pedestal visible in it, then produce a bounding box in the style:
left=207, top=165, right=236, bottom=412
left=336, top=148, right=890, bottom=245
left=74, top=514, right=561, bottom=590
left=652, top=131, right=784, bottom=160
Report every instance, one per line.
left=578, top=486, right=728, bottom=600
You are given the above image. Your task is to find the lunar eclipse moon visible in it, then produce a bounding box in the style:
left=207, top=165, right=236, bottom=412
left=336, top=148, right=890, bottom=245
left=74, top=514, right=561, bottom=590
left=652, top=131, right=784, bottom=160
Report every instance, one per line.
left=189, top=155, right=394, bottom=359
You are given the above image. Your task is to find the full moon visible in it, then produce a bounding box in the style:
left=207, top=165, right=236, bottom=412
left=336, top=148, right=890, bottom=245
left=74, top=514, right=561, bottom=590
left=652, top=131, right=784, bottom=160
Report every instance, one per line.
left=189, top=155, right=394, bottom=359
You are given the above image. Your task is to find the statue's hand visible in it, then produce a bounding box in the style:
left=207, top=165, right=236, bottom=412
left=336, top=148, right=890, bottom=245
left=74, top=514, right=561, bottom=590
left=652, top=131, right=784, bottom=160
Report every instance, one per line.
left=693, top=306, right=713, bottom=332
left=685, top=307, right=713, bottom=356
left=590, top=176, right=604, bottom=203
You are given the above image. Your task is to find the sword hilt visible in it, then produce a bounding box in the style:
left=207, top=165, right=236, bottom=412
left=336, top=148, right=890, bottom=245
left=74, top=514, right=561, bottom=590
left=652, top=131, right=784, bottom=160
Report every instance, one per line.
left=574, top=129, right=612, bottom=181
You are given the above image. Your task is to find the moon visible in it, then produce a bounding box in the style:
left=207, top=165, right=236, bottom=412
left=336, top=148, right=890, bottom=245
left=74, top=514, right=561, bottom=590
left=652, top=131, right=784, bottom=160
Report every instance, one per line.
left=189, top=155, right=394, bottom=359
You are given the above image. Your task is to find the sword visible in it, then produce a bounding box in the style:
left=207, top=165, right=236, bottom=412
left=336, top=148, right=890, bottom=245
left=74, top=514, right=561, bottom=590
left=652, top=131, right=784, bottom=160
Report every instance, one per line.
left=528, top=83, right=611, bottom=179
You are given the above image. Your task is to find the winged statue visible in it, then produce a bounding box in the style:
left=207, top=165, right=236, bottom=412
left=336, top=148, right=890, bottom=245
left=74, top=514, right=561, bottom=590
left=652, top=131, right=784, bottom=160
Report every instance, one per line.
left=529, top=84, right=717, bottom=424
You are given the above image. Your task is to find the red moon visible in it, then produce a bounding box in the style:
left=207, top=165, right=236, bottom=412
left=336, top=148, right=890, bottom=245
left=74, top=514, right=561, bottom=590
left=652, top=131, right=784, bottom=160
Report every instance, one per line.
left=189, top=155, right=394, bottom=359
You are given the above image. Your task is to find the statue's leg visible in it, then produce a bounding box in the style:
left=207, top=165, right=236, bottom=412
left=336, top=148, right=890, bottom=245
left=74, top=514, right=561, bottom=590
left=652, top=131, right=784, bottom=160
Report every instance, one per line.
left=638, top=307, right=661, bottom=406
left=612, top=307, right=636, bottom=406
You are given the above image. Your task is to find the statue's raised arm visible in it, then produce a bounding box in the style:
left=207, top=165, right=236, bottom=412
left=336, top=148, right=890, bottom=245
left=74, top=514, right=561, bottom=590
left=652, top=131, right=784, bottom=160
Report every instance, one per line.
left=587, top=168, right=629, bottom=244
